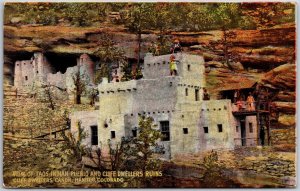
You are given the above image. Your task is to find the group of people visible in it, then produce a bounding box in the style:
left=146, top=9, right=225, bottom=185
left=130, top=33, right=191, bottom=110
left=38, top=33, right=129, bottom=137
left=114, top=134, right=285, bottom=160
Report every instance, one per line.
left=235, top=89, right=256, bottom=111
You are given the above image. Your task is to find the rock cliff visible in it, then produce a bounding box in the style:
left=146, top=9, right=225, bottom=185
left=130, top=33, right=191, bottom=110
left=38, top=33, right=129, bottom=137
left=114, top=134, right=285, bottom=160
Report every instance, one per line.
left=4, top=23, right=295, bottom=116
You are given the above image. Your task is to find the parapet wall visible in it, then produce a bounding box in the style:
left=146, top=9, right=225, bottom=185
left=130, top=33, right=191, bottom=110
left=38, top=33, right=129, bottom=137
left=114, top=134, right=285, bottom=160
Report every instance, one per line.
left=98, top=80, right=137, bottom=93
left=143, top=53, right=205, bottom=87
left=198, top=99, right=235, bottom=151
left=47, top=72, right=66, bottom=89
left=143, top=54, right=173, bottom=79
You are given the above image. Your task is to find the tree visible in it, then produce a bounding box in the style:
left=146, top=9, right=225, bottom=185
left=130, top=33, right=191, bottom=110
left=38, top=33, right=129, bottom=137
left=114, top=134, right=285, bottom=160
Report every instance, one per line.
left=82, top=116, right=163, bottom=187
left=42, top=84, right=56, bottom=110
left=61, top=120, right=87, bottom=161
left=203, top=3, right=241, bottom=66
left=127, top=116, right=163, bottom=186
left=120, top=62, right=143, bottom=81
left=201, top=150, right=234, bottom=187
left=94, top=33, right=127, bottom=83
left=95, top=63, right=109, bottom=84
left=71, top=66, right=89, bottom=104
left=123, top=3, right=154, bottom=67
left=241, top=2, right=295, bottom=29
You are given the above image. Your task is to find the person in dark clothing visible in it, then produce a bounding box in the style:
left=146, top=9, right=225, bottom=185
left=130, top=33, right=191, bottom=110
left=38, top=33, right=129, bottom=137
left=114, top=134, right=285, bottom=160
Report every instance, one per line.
left=203, top=88, right=210, bottom=100
left=260, top=126, right=265, bottom=146
left=170, top=39, right=182, bottom=53
left=234, top=89, right=240, bottom=103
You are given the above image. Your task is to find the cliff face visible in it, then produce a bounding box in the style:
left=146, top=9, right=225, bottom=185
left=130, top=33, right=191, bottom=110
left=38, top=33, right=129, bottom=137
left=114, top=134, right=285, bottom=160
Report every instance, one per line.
left=4, top=23, right=295, bottom=64
left=4, top=23, right=296, bottom=115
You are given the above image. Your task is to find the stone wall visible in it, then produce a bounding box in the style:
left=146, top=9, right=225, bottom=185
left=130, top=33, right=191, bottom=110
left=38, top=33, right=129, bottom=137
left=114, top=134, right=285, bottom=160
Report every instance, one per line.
left=143, top=53, right=205, bottom=88
left=65, top=65, right=94, bottom=99
left=240, top=157, right=295, bottom=178
left=271, top=128, right=295, bottom=152
left=14, top=60, right=33, bottom=88
left=98, top=114, right=127, bottom=154
left=13, top=52, right=94, bottom=99
left=78, top=53, right=95, bottom=81
left=143, top=54, right=173, bottom=79
left=198, top=100, right=235, bottom=151
left=234, top=116, right=258, bottom=147
left=33, top=52, right=53, bottom=82
left=47, top=72, right=66, bottom=89
left=14, top=52, right=54, bottom=91
left=70, top=110, right=98, bottom=147
left=170, top=110, right=201, bottom=157
left=133, top=77, right=179, bottom=113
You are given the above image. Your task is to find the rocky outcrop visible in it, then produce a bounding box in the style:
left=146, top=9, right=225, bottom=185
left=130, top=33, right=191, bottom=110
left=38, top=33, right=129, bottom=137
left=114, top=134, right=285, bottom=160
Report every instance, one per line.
left=4, top=23, right=295, bottom=65
left=273, top=102, right=295, bottom=114
left=277, top=114, right=295, bottom=127
left=261, top=64, right=296, bottom=90
left=275, top=91, right=295, bottom=102
left=4, top=24, right=296, bottom=118
left=174, top=24, right=295, bottom=66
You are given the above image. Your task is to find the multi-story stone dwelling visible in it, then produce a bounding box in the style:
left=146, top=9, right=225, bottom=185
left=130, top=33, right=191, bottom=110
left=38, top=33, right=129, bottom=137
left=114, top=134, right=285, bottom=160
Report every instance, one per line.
left=14, top=52, right=95, bottom=95
left=70, top=53, right=260, bottom=159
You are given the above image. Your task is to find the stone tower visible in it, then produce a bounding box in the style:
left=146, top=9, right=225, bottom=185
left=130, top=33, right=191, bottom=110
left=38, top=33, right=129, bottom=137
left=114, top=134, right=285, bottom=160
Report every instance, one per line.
left=78, top=54, right=95, bottom=82
left=14, top=61, right=22, bottom=88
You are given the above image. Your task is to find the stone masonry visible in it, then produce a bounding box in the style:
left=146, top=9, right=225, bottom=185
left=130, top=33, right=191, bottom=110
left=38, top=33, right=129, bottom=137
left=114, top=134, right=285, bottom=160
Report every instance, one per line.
left=71, top=53, right=260, bottom=159
left=14, top=53, right=95, bottom=97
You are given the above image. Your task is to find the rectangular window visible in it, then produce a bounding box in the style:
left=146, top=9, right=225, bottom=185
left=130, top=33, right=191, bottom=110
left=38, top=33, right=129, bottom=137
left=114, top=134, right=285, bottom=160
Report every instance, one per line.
left=91, top=126, right=98, bottom=145
left=111, top=131, right=116, bottom=139
left=183, top=128, right=188, bottom=134
left=160, top=121, right=170, bottom=141
left=185, top=88, right=188, bottom=96
left=195, top=89, right=199, bottom=101
left=203, top=127, right=208, bottom=134
left=187, top=64, right=191, bottom=71
left=25, top=76, right=28, bottom=81
left=218, top=124, right=223, bottom=132
left=249, top=123, right=253, bottom=133
left=236, top=126, right=239, bottom=133
left=132, top=129, right=137, bottom=137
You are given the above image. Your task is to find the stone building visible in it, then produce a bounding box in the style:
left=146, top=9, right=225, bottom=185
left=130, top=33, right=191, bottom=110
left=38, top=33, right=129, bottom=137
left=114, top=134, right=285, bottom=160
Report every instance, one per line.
left=70, top=53, right=260, bottom=159
left=14, top=52, right=95, bottom=96
left=14, top=52, right=53, bottom=89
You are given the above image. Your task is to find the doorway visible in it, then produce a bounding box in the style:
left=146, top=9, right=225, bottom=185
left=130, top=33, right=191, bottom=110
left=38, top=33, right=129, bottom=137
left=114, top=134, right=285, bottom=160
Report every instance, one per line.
left=240, top=120, right=246, bottom=146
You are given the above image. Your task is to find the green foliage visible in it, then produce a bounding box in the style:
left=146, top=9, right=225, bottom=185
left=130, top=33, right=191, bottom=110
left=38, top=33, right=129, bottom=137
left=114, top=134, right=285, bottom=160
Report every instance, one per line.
left=4, top=2, right=295, bottom=30
left=203, top=150, right=219, bottom=169
left=94, top=33, right=126, bottom=63
left=122, top=3, right=153, bottom=34
left=71, top=66, right=90, bottom=104
left=95, top=63, right=109, bottom=84
left=157, top=35, right=173, bottom=55
left=61, top=121, right=87, bottom=161
left=108, top=116, right=162, bottom=172
left=241, top=3, right=295, bottom=29
left=127, top=117, right=163, bottom=172
left=201, top=150, right=235, bottom=187
left=120, top=63, right=143, bottom=81
left=120, top=62, right=132, bottom=81
left=94, top=33, right=127, bottom=83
